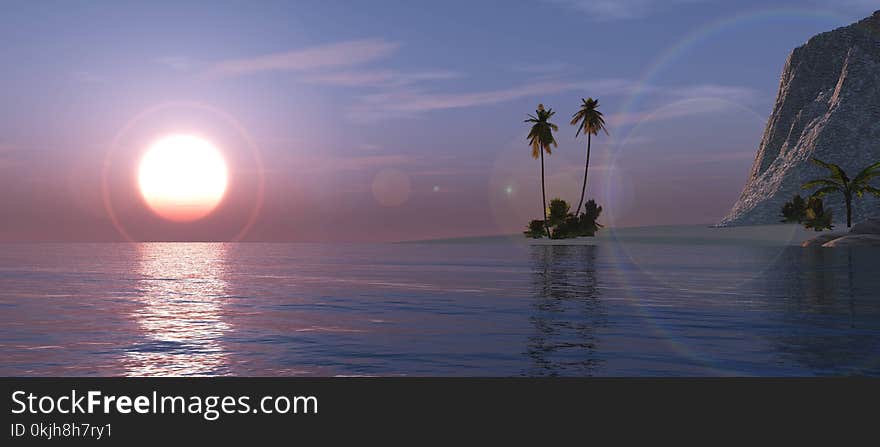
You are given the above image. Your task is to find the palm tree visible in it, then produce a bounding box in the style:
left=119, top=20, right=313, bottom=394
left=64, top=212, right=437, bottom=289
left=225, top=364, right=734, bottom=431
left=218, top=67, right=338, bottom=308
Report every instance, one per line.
left=525, top=104, right=559, bottom=236
left=802, top=158, right=880, bottom=228
left=570, top=98, right=608, bottom=216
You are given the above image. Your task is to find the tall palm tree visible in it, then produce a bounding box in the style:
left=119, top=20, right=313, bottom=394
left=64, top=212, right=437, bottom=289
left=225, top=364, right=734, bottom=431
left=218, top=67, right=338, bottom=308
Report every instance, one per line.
left=802, top=158, right=880, bottom=228
left=525, top=104, right=559, bottom=236
left=570, top=98, right=608, bottom=216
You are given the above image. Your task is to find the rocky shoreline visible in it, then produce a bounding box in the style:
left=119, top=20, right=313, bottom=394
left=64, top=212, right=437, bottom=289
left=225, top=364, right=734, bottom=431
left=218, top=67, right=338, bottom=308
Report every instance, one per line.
left=802, top=218, right=880, bottom=247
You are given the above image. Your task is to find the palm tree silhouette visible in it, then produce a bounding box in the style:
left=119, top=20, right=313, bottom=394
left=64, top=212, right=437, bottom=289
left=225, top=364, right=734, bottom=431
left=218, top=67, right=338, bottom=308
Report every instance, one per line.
left=525, top=104, right=559, bottom=236
left=570, top=98, right=608, bottom=216
left=802, top=158, right=880, bottom=228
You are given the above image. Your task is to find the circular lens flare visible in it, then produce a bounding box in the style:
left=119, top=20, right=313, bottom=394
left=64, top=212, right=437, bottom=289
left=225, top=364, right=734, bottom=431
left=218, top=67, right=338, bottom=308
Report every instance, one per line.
left=138, top=134, right=228, bottom=222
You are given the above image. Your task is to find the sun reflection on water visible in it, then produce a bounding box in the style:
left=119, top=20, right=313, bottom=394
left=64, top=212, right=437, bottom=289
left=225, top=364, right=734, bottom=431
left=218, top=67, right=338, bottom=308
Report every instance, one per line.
left=124, top=243, right=230, bottom=376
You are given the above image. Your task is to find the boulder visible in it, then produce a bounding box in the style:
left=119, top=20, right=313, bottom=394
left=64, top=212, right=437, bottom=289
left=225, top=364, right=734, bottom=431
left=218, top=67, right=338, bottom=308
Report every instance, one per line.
left=801, top=232, right=847, bottom=247
left=849, top=218, right=880, bottom=234
left=821, top=234, right=880, bottom=247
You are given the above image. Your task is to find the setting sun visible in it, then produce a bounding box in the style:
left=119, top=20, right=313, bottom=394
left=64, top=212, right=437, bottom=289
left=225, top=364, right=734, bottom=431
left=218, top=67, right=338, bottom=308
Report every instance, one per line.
left=138, top=134, right=228, bottom=222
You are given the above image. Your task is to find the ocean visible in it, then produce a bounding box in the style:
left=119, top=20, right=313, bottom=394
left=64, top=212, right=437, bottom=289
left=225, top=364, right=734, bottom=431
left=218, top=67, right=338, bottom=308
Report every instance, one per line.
left=1, top=238, right=878, bottom=376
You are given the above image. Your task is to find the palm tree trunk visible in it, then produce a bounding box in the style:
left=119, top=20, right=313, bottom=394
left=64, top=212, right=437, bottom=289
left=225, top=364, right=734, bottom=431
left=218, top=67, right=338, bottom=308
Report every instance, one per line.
left=846, top=195, right=852, bottom=228
left=540, top=147, right=548, bottom=237
left=575, top=133, right=592, bottom=216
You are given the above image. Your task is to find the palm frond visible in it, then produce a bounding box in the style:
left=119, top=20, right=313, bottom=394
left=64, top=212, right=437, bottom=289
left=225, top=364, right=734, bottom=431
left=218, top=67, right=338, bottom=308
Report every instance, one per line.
left=524, top=104, right=558, bottom=157
left=809, top=186, right=841, bottom=198
left=802, top=178, right=842, bottom=190
left=853, top=161, right=880, bottom=184
left=863, top=185, right=880, bottom=197
left=571, top=98, right=609, bottom=138
left=811, top=158, right=848, bottom=182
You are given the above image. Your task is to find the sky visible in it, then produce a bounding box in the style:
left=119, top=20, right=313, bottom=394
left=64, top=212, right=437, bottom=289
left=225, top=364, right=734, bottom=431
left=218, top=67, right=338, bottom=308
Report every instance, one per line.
left=1, top=0, right=878, bottom=242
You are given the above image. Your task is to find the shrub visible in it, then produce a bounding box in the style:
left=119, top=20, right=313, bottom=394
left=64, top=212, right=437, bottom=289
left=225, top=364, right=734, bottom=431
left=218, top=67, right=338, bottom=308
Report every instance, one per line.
left=529, top=198, right=603, bottom=239
left=548, top=198, right=570, bottom=228
left=524, top=219, right=546, bottom=238
left=802, top=197, right=833, bottom=232
left=578, top=200, right=603, bottom=237
left=780, top=194, right=808, bottom=223
left=551, top=214, right=580, bottom=239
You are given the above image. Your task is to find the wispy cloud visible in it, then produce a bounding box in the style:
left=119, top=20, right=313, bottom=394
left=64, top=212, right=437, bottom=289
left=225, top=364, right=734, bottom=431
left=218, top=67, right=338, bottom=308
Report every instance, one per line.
left=315, top=154, right=417, bottom=172
left=806, top=0, right=880, bottom=14
left=206, top=36, right=760, bottom=126
left=674, top=150, right=757, bottom=164
left=669, top=84, right=760, bottom=103
left=0, top=143, right=41, bottom=170
left=546, top=0, right=706, bottom=21
left=0, top=143, right=11, bottom=168
left=510, top=62, right=572, bottom=75
left=362, top=81, right=573, bottom=113
left=301, top=69, right=461, bottom=87
left=157, top=56, right=194, bottom=72
left=208, top=38, right=399, bottom=77
left=607, top=83, right=762, bottom=126
left=349, top=78, right=641, bottom=120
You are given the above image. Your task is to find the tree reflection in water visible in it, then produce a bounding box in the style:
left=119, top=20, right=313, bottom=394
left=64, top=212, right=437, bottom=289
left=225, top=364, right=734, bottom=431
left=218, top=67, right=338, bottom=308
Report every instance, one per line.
left=769, top=247, right=880, bottom=375
left=526, top=245, right=605, bottom=376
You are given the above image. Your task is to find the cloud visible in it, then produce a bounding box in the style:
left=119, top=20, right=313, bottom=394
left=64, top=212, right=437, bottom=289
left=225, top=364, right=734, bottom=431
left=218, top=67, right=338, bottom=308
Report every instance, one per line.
left=339, top=67, right=761, bottom=124
left=668, top=84, right=761, bottom=103
left=546, top=0, right=706, bottom=21
left=301, top=69, right=461, bottom=87
left=273, top=149, right=418, bottom=176
left=0, top=143, right=43, bottom=170
left=607, top=83, right=762, bottom=126
left=364, top=81, right=574, bottom=113
left=806, top=0, right=880, bottom=14
left=208, top=38, right=399, bottom=77
left=552, top=0, right=874, bottom=22
left=675, top=150, right=757, bottom=164
left=608, top=102, right=727, bottom=126
left=510, top=62, right=572, bottom=75
left=325, top=154, right=417, bottom=172
left=157, top=56, right=194, bottom=72
left=348, top=78, right=642, bottom=120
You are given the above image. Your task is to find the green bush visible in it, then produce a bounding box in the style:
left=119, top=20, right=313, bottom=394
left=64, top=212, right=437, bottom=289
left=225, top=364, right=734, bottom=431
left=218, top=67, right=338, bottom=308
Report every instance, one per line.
left=780, top=194, right=833, bottom=231
left=548, top=198, right=570, bottom=228
left=803, top=197, right=833, bottom=231
left=780, top=194, right=808, bottom=223
left=530, top=198, right=603, bottom=239
left=579, top=200, right=603, bottom=236
left=524, top=219, right=546, bottom=238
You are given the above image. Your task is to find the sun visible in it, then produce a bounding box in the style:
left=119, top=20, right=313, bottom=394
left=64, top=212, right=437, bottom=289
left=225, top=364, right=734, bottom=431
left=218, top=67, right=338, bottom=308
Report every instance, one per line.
left=138, top=134, right=228, bottom=222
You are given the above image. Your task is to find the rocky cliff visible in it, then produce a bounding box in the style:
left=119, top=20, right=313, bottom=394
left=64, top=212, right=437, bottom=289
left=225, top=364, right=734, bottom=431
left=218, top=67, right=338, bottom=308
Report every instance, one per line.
left=721, top=10, right=880, bottom=226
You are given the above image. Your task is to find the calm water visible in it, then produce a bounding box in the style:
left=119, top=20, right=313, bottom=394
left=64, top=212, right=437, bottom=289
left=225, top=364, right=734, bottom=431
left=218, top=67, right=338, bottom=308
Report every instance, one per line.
left=1, top=241, right=878, bottom=376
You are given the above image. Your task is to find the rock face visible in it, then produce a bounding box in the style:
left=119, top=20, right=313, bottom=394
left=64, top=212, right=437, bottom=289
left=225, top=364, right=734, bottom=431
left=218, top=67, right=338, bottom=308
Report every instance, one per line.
left=721, top=11, right=880, bottom=226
